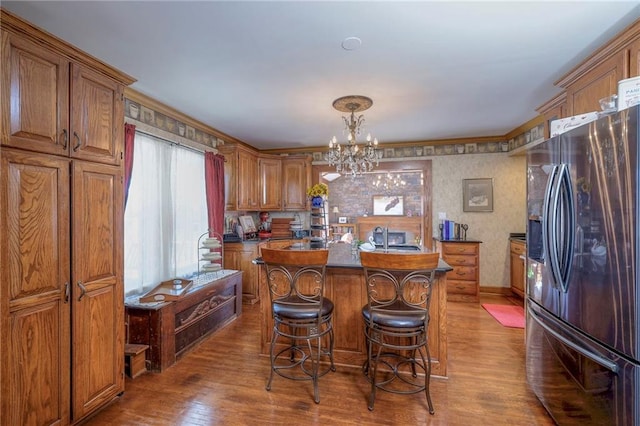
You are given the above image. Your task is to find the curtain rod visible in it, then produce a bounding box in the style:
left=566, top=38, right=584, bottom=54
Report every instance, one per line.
left=125, top=117, right=218, bottom=155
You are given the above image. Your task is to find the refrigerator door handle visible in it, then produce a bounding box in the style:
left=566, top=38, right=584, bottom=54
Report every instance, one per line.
left=557, top=164, right=575, bottom=292
left=528, top=301, right=619, bottom=374
left=545, top=165, right=563, bottom=289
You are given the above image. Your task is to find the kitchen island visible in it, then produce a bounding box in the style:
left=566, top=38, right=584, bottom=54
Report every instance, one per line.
left=256, top=241, right=452, bottom=377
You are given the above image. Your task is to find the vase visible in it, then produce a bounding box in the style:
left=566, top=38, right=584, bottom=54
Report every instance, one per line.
left=311, top=196, right=324, bottom=208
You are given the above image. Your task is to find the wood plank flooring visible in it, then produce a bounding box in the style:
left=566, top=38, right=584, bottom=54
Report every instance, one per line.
left=86, top=294, right=554, bottom=425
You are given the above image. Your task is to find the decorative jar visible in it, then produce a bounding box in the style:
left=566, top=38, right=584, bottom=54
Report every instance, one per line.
left=311, top=196, right=324, bottom=208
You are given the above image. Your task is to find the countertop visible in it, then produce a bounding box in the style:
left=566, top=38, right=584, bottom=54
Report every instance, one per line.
left=433, top=238, right=483, bottom=243
left=254, top=242, right=452, bottom=272
left=509, top=232, right=526, bottom=243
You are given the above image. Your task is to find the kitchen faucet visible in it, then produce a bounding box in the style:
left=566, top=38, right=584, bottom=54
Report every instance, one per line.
left=373, top=226, right=389, bottom=251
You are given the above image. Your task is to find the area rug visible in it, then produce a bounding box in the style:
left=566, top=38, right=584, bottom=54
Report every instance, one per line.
left=481, top=303, right=525, bottom=329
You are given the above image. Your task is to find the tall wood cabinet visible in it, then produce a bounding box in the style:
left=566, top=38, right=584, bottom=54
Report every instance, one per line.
left=258, top=155, right=282, bottom=210
left=281, top=155, right=311, bottom=211
left=1, top=10, right=134, bottom=425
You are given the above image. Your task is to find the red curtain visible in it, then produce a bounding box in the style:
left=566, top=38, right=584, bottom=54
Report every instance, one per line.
left=204, top=152, right=225, bottom=236
left=124, top=123, right=136, bottom=208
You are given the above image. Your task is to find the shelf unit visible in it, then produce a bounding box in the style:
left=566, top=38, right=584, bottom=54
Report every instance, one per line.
left=198, top=231, right=224, bottom=275
left=310, top=202, right=328, bottom=247
left=330, top=223, right=356, bottom=241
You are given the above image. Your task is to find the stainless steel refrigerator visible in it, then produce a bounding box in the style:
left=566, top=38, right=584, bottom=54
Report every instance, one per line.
left=526, top=105, right=639, bottom=425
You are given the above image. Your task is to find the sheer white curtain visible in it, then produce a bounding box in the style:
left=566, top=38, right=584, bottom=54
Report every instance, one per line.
left=124, top=132, right=207, bottom=296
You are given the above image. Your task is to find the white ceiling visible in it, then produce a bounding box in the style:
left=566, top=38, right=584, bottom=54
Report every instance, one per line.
left=3, top=1, right=640, bottom=150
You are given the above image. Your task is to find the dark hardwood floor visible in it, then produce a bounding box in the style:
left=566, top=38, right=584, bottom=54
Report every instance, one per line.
left=86, top=294, right=554, bottom=425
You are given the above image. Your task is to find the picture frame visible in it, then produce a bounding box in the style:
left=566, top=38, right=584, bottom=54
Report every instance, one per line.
left=372, top=195, right=404, bottom=216
left=338, top=216, right=348, bottom=224
left=238, top=215, right=257, bottom=233
left=463, top=178, right=493, bottom=212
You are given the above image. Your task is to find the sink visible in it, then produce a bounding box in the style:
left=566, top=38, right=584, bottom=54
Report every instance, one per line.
left=376, top=244, right=422, bottom=252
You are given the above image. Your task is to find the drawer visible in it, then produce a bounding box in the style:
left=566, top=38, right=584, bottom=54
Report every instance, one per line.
left=447, top=279, right=477, bottom=295
left=442, top=243, right=478, bottom=256
left=510, top=241, right=526, bottom=255
left=444, top=254, right=477, bottom=267
left=446, top=266, right=477, bottom=281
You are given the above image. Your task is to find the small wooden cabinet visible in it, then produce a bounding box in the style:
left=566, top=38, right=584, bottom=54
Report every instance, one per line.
left=510, top=239, right=526, bottom=298
left=224, top=242, right=259, bottom=304
left=434, top=239, right=481, bottom=302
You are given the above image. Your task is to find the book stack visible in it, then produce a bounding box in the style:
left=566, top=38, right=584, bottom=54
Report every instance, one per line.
left=442, top=220, right=456, bottom=240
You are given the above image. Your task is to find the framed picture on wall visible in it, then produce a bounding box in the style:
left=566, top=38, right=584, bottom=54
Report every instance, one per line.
left=463, top=178, right=493, bottom=212
left=373, top=195, right=404, bottom=216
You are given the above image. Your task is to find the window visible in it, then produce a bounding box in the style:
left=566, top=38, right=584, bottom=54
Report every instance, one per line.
left=124, top=132, right=207, bottom=296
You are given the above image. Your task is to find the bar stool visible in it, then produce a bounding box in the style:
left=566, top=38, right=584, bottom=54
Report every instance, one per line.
left=360, top=251, right=440, bottom=413
left=261, top=247, right=335, bottom=403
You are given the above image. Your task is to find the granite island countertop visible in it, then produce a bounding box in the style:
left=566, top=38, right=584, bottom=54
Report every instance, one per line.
left=254, top=241, right=452, bottom=272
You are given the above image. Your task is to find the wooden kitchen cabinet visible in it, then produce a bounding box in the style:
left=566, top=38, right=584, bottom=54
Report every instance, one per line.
left=0, top=11, right=134, bottom=425
left=220, top=145, right=238, bottom=211
left=258, top=155, right=282, bottom=210
left=221, top=146, right=310, bottom=212
left=510, top=239, right=526, bottom=299
left=224, top=242, right=259, bottom=304
left=237, top=148, right=259, bottom=210
left=434, top=239, right=481, bottom=302
left=563, top=52, right=625, bottom=116
left=2, top=29, right=125, bottom=166
left=281, top=155, right=311, bottom=211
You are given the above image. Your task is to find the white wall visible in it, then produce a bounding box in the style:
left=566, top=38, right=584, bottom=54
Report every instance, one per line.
left=431, top=152, right=527, bottom=289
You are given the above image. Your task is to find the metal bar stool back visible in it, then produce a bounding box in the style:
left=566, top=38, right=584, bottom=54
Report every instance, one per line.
left=261, top=248, right=335, bottom=403
left=359, top=251, right=440, bottom=413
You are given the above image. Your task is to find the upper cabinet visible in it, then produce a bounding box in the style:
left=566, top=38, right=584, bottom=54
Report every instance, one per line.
left=258, top=156, right=282, bottom=210
left=541, top=19, right=640, bottom=121
left=2, top=30, right=125, bottom=165
left=219, top=145, right=310, bottom=212
left=282, top=155, right=311, bottom=211
left=563, top=53, right=625, bottom=116
left=237, top=147, right=259, bottom=210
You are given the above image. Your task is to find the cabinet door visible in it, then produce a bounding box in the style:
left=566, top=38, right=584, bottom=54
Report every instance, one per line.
left=281, top=156, right=310, bottom=211
left=629, top=38, right=640, bottom=77
left=238, top=245, right=259, bottom=304
left=565, top=52, right=625, bottom=116
left=222, top=148, right=238, bottom=211
left=237, top=149, right=258, bottom=210
left=510, top=241, right=526, bottom=298
left=1, top=149, right=71, bottom=425
left=1, top=30, right=70, bottom=155
left=259, top=156, right=281, bottom=210
left=70, top=64, right=124, bottom=165
left=71, top=160, right=124, bottom=421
